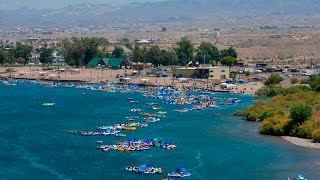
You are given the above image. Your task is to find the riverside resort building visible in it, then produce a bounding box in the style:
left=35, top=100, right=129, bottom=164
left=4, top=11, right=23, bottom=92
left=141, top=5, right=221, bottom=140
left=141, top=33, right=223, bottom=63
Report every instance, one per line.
left=174, top=66, right=230, bottom=80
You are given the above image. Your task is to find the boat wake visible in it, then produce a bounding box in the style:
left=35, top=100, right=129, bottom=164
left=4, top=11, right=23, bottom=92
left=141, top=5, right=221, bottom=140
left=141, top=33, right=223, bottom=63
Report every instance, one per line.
left=190, top=151, right=204, bottom=179
left=13, top=144, right=70, bottom=180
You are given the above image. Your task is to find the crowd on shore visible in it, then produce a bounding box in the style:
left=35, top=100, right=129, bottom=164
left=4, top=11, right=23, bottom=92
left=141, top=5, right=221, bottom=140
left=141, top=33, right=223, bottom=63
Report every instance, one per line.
left=0, top=66, right=264, bottom=95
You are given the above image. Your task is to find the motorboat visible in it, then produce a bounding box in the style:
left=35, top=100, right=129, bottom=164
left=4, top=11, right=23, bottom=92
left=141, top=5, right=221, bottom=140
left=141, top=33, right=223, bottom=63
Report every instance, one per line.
left=130, top=100, right=139, bottom=103
left=145, top=117, right=160, bottom=123
left=174, top=109, right=188, bottom=113
left=130, top=109, right=141, bottom=112
left=115, top=133, right=126, bottom=137
left=126, top=164, right=163, bottom=174
left=287, top=174, right=307, bottom=180
left=134, top=147, right=150, bottom=151
left=152, top=106, right=162, bottom=110
left=168, top=168, right=191, bottom=178
left=42, top=103, right=55, bottom=106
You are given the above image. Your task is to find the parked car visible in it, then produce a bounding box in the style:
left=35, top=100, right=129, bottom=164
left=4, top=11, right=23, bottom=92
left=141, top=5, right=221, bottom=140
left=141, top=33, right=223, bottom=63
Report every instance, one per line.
left=162, top=73, right=169, bottom=77
left=132, top=71, right=139, bottom=76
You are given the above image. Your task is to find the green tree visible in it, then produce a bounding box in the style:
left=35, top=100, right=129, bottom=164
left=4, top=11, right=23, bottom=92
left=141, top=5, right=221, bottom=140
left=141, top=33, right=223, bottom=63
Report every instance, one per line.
left=112, top=46, right=125, bottom=58
left=0, top=49, right=5, bottom=64
left=221, top=46, right=238, bottom=58
left=141, top=47, right=148, bottom=63
left=220, top=56, right=238, bottom=67
left=83, top=38, right=99, bottom=65
left=39, top=46, right=54, bottom=64
left=5, top=49, right=15, bottom=65
left=176, top=37, right=194, bottom=65
left=146, top=45, right=162, bottom=67
left=96, top=49, right=111, bottom=58
left=264, top=74, right=284, bottom=85
left=14, top=42, right=33, bottom=65
left=195, top=42, right=220, bottom=64
left=290, top=104, right=312, bottom=124
left=132, top=44, right=143, bottom=62
left=312, top=129, right=320, bottom=142
left=308, top=75, right=320, bottom=91
left=160, top=49, right=178, bottom=66
left=120, top=38, right=132, bottom=50
left=60, top=37, right=99, bottom=67
left=97, top=37, right=109, bottom=46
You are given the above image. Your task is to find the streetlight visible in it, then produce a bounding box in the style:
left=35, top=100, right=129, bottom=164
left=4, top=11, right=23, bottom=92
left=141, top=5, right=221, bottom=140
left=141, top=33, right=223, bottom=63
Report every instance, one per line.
left=101, top=69, right=104, bottom=79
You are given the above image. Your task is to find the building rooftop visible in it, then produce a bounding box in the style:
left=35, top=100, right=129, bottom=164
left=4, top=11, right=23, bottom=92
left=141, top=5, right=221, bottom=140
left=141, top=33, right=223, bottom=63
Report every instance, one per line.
left=176, top=66, right=229, bottom=70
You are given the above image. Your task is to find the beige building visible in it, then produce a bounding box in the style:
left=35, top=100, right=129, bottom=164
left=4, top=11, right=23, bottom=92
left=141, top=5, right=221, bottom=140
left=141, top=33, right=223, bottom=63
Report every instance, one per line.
left=208, top=66, right=230, bottom=80
left=174, top=66, right=230, bottom=80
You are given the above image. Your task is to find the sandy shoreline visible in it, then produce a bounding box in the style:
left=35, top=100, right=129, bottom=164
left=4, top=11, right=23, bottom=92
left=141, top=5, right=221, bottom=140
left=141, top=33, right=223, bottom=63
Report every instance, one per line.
left=0, top=66, right=264, bottom=94
left=282, top=136, right=320, bottom=149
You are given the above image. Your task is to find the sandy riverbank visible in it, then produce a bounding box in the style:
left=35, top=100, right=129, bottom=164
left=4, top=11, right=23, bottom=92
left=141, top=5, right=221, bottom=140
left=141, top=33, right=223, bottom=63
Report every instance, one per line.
left=0, top=66, right=264, bottom=94
left=282, top=136, right=320, bottom=149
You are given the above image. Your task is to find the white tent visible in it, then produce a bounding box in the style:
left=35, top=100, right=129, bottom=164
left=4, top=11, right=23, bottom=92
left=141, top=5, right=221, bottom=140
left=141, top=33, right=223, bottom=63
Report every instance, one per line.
left=220, top=83, right=228, bottom=88
left=70, top=68, right=80, bottom=72
left=140, top=79, right=150, bottom=83
left=226, top=84, right=237, bottom=89
left=120, top=77, right=131, bottom=82
left=178, top=78, right=188, bottom=83
left=49, top=74, right=58, bottom=79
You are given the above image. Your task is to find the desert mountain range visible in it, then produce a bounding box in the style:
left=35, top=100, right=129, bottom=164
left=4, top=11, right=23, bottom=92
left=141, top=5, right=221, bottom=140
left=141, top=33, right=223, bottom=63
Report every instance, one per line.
left=0, top=0, right=319, bottom=26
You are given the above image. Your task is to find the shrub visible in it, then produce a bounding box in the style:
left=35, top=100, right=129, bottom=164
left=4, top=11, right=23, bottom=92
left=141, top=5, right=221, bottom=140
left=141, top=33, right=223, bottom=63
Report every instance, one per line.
left=5, top=68, right=13, bottom=73
left=312, top=129, right=320, bottom=143
left=300, top=78, right=309, bottom=84
left=244, top=71, right=250, bottom=76
left=259, top=120, right=274, bottom=135
left=257, top=85, right=311, bottom=97
left=260, top=110, right=274, bottom=120
left=235, top=101, right=271, bottom=121
left=294, top=121, right=316, bottom=139
left=308, top=75, right=320, bottom=91
left=264, top=74, right=284, bottom=85
left=259, top=115, right=290, bottom=136
left=290, top=104, right=312, bottom=124
left=290, top=78, right=298, bottom=84
left=230, top=73, right=237, bottom=79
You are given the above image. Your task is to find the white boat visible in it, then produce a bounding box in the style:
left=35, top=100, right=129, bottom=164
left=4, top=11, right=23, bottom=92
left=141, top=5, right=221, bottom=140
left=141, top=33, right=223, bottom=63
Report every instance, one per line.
left=168, top=168, right=191, bottom=178
left=174, top=109, right=188, bottom=113
left=42, top=103, right=55, bottom=106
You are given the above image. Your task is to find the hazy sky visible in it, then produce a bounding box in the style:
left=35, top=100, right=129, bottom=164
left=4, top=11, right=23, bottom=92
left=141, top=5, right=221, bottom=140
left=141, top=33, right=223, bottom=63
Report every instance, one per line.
left=0, top=0, right=167, bottom=9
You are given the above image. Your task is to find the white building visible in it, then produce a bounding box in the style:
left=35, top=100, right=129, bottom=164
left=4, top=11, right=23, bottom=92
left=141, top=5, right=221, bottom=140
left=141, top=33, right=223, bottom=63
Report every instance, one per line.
left=213, top=28, right=220, bottom=38
left=302, top=69, right=320, bottom=76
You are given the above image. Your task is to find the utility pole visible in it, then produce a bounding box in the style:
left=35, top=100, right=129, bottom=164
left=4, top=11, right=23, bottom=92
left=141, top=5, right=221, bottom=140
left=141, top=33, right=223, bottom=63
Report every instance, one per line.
left=90, top=68, right=92, bottom=81
left=172, top=67, right=175, bottom=86
left=207, top=75, right=209, bottom=89
left=101, top=69, right=103, bottom=79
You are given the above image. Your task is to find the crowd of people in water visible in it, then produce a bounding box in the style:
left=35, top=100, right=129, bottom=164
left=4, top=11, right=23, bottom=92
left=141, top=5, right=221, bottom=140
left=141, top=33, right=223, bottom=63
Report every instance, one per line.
left=125, top=164, right=192, bottom=179
left=97, top=138, right=177, bottom=152
left=1, top=77, right=247, bottom=179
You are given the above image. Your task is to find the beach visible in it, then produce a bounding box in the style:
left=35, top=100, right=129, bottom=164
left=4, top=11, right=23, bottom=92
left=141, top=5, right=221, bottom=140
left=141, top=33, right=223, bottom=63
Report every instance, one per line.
left=0, top=66, right=264, bottom=95
left=282, top=136, right=320, bottom=149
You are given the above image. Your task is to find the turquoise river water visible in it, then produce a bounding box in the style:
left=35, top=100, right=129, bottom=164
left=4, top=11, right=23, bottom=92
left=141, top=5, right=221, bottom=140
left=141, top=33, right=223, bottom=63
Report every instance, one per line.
left=1, top=82, right=320, bottom=180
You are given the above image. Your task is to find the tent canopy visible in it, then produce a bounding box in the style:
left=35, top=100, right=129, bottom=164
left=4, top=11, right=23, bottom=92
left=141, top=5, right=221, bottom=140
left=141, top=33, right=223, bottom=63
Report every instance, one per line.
left=139, top=164, right=150, bottom=172
left=87, top=57, right=124, bottom=68
left=140, top=79, right=150, bottom=82
left=176, top=167, right=190, bottom=175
